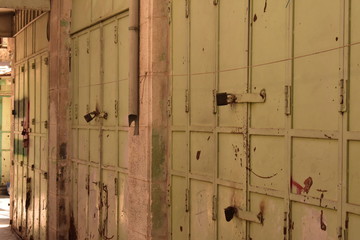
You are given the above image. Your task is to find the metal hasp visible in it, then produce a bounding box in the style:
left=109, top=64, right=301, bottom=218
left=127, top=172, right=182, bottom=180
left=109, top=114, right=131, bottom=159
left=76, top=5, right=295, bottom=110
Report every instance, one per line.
left=216, top=89, right=266, bottom=106
left=128, top=0, right=140, bottom=135
left=224, top=206, right=263, bottom=224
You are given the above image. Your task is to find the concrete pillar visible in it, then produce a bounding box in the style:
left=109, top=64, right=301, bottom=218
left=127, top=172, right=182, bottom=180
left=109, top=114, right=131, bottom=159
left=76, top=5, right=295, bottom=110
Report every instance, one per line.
left=127, top=0, right=169, bottom=239
left=48, top=0, right=72, bottom=239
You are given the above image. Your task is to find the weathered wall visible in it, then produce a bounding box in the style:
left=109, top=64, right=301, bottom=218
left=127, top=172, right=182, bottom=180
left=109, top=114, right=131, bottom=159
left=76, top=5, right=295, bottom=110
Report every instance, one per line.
left=125, top=0, right=170, bottom=239
left=48, top=0, right=71, bottom=239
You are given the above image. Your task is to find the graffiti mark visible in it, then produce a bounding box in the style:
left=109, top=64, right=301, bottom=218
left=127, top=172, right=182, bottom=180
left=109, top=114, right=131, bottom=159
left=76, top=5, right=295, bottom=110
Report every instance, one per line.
left=196, top=151, right=201, bottom=160
left=291, top=177, right=313, bottom=194
left=303, top=177, right=313, bottom=193
left=320, top=210, right=327, bottom=231
left=246, top=167, right=278, bottom=179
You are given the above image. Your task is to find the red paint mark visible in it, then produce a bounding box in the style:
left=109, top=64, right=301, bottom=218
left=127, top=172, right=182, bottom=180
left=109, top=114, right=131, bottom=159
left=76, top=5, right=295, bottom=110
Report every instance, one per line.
left=291, top=177, right=313, bottom=194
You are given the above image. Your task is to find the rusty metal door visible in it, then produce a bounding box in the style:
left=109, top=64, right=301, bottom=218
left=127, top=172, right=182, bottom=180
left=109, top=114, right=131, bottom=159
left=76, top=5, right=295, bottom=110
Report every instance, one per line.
left=170, top=0, right=356, bottom=239
left=13, top=13, right=49, bottom=240
left=71, top=13, right=129, bottom=240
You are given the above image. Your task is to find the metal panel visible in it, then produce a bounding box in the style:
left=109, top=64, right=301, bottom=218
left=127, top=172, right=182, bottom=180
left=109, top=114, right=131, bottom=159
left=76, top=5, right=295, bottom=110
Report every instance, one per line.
left=190, top=179, right=214, bottom=240
left=190, top=132, right=214, bottom=177
left=348, top=141, right=360, bottom=205
left=249, top=194, right=284, bottom=240
left=190, top=0, right=216, bottom=127
left=171, top=176, right=188, bottom=240
left=348, top=214, right=360, bottom=239
left=293, top=0, right=341, bottom=131
left=35, top=14, right=48, bottom=52
left=250, top=136, right=285, bottom=191
left=291, top=203, right=338, bottom=239
left=217, top=186, right=245, bottom=240
left=0, top=0, right=50, bottom=10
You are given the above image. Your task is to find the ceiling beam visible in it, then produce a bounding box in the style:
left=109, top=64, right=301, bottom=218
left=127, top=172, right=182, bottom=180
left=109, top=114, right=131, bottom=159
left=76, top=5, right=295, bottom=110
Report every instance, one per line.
left=0, top=0, right=50, bottom=11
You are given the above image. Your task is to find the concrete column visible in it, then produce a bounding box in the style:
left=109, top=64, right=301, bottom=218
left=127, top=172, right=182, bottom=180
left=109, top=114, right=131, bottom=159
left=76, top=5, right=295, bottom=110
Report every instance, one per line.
left=48, top=0, right=72, bottom=239
left=127, top=0, right=169, bottom=239
left=128, top=0, right=169, bottom=240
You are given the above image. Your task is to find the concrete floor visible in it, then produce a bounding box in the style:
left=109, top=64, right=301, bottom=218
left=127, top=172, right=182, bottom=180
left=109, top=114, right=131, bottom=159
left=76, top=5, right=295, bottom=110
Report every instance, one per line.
left=0, top=195, right=19, bottom=240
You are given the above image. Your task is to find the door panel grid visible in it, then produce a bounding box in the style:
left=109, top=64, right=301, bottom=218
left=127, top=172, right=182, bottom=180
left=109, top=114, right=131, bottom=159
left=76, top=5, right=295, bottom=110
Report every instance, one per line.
left=170, top=0, right=359, bottom=239
left=71, top=13, right=129, bottom=240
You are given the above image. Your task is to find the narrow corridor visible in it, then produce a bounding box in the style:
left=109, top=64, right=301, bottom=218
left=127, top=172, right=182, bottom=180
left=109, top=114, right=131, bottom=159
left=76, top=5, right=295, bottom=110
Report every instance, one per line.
left=0, top=195, right=19, bottom=240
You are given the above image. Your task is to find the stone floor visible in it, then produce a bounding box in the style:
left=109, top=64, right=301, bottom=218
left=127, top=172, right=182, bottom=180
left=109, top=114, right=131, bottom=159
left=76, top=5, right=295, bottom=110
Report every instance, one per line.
left=0, top=195, right=19, bottom=240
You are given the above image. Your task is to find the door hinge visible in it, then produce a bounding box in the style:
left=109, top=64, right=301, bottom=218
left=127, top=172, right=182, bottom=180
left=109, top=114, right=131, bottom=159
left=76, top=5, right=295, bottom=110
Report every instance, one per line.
left=114, top=178, right=118, bottom=196
left=185, top=0, right=190, bottom=18
left=44, top=120, right=48, bottom=129
left=114, top=100, right=119, bottom=118
left=285, top=85, right=292, bottom=115
left=114, top=25, right=118, bottom=44
left=339, top=79, right=347, bottom=113
left=31, top=62, right=36, bottom=69
left=168, top=1, right=172, bottom=24
left=185, top=188, right=190, bottom=212
left=212, top=195, right=217, bottom=220
left=213, top=90, right=218, bottom=114
left=167, top=96, right=172, bottom=117
left=185, top=89, right=190, bottom=113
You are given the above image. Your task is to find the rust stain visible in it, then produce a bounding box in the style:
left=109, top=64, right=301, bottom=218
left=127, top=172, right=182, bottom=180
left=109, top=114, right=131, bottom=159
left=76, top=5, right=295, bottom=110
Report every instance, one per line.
left=320, top=210, right=327, bottom=231
left=196, top=150, right=201, bottom=160
left=263, top=0, right=267, bottom=12
left=69, top=212, right=77, bottom=240
left=253, top=14, right=258, bottom=22
left=257, top=201, right=265, bottom=224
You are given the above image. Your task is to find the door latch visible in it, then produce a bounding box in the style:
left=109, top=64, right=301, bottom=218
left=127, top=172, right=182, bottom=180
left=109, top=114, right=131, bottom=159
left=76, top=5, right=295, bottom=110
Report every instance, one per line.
left=216, top=89, right=266, bottom=106
left=224, top=206, right=263, bottom=224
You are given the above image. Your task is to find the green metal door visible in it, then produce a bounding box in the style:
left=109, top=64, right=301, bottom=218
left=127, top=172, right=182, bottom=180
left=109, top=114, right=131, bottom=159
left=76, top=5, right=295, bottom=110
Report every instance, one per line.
left=71, top=13, right=129, bottom=240
left=170, top=0, right=359, bottom=239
